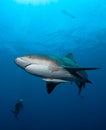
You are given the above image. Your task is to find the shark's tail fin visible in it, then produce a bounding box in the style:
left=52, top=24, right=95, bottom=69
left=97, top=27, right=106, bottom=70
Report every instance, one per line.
left=75, top=81, right=84, bottom=94
left=86, top=79, right=92, bottom=84
left=75, top=78, right=93, bottom=95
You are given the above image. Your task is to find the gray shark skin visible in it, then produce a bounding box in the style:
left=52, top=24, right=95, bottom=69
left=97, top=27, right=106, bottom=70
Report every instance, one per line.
left=15, top=53, right=100, bottom=94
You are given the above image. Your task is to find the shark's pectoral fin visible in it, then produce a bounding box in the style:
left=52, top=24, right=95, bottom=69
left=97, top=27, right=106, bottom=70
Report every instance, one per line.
left=46, top=82, right=59, bottom=94
left=63, top=67, right=100, bottom=74
left=63, top=67, right=100, bottom=79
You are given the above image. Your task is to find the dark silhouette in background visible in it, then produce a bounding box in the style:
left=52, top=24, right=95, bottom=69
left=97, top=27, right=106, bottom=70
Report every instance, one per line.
left=61, top=9, right=76, bottom=19
left=11, top=99, right=23, bottom=118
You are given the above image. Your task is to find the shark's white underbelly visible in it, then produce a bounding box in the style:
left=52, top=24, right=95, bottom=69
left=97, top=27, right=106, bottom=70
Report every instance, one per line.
left=25, top=64, right=74, bottom=80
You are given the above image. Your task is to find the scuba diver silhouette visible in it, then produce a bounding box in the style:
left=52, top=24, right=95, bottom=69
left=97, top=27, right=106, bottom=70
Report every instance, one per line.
left=11, top=99, right=23, bottom=118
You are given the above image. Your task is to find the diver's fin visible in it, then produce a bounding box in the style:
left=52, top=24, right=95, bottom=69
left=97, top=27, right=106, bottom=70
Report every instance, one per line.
left=46, top=82, right=59, bottom=94
left=63, top=67, right=100, bottom=74
left=65, top=53, right=77, bottom=63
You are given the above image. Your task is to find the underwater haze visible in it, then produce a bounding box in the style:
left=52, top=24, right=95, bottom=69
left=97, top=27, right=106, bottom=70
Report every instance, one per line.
left=0, top=0, right=106, bottom=130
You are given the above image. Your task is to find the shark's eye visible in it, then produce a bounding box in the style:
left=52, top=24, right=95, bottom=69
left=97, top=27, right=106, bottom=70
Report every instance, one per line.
left=27, top=56, right=35, bottom=58
left=28, top=56, right=32, bottom=58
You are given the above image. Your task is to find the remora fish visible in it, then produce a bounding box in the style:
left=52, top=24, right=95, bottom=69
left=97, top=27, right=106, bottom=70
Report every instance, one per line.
left=15, top=53, right=100, bottom=94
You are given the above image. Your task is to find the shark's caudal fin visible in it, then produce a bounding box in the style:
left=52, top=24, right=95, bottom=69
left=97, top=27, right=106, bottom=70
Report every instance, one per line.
left=75, top=81, right=84, bottom=94
left=75, top=79, right=92, bottom=95
left=75, top=80, right=86, bottom=95
left=86, top=79, right=92, bottom=84
left=46, top=82, right=59, bottom=94
left=63, top=66, right=99, bottom=94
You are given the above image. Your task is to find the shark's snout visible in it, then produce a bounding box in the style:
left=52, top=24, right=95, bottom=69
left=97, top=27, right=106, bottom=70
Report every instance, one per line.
left=15, top=57, right=29, bottom=68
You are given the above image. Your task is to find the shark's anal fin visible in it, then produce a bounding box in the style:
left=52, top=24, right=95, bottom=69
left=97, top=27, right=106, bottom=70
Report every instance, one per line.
left=46, top=82, right=59, bottom=94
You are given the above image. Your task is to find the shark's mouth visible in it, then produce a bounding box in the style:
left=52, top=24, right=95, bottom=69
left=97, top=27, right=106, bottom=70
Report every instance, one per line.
left=24, top=63, right=32, bottom=68
left=15, top=57, right=36, bottom=69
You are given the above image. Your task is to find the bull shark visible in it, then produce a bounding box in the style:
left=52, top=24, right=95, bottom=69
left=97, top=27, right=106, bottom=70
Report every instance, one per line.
left=15, top=53, right=100, bottom=94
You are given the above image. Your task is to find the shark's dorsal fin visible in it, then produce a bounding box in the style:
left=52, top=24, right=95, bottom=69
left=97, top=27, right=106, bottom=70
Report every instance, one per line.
left=65, top=53, right=73, bottom=59
left=65, top=53, right=76, bottom=63
left=46, top=82, right=59, bottom=94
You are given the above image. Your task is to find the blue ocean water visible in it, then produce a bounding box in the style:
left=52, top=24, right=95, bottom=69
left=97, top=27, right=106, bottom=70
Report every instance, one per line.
left=0, top=0, right=106, bottom=130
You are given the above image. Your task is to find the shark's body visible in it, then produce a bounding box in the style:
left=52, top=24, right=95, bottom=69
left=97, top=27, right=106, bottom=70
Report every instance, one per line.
left=15, top=53, right=99, bottom=94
